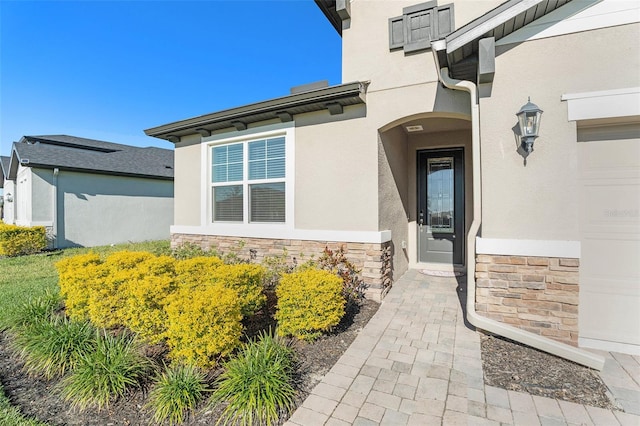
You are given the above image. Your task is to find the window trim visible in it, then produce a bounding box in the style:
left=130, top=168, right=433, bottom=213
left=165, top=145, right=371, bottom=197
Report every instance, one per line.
left=201, top=123, right=295, bottom=232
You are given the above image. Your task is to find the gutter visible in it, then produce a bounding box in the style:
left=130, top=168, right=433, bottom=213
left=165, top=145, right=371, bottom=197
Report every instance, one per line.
left=52, top=168, right=59, bottom=249
left=431, top=44, right=604, bottom=371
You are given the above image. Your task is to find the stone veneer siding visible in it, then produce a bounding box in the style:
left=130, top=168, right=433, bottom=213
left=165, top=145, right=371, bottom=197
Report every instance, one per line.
left=475, top=254, right=579, bottom=346
left=171, top=233, right=392, bottom=301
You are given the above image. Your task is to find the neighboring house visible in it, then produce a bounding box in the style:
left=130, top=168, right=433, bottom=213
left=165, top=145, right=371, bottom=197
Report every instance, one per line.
left=1, top=155, right=12, bottom=221
left=2, top=135, right=174, bottom=248
left=145, top=0, right=639, bottom=360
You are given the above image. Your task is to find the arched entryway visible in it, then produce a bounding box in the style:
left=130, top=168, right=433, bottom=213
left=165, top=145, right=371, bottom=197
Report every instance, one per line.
left=378, top=113, right=473, bottom=278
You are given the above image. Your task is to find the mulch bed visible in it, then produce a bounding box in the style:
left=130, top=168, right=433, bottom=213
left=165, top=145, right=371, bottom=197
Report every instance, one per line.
left=480, top=332, right=617, bottom=409
left=0, top=300, right=380, bottom=425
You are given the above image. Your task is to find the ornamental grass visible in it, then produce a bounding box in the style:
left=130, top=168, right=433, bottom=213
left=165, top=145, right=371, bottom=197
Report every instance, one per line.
left=147, top=363, right=210, bottom=425
left=60, top=330, right=152, bottom=411
left=211, top=330, right=296, bottom=426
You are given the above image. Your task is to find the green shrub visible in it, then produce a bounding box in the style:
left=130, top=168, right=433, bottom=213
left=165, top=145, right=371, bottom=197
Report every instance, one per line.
left=13, top=317, right=96, bottom=379
left=124, top=255, right=176, bottom=343
left=86, top=251, right=156, bottom=328
left=212, top=331, right=296, bottom=426
left=56, top=253, right=103, bottom=321
left=275, top=269, right=345, bottom=341
left=60, top=331, right=151, bottom=411
left=164, top=282, right=243, bottom=369
left=147, top=363, right=209, bottom=425
left=174, top=256, right=224, bottom=289
left=0, top=223, right=46, bottom=257
left=211, top=264, right=266, bottom=317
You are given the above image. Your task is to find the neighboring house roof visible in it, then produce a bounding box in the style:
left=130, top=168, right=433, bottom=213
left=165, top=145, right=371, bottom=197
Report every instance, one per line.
left=144, top=81, right=367, bottom=143
left=0, top=156, right=9, bottom=189
left=7, top=135, right=174, bottom=181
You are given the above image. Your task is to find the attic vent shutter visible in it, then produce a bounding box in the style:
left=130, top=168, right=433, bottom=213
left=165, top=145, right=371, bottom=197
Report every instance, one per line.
left=389, top=2, right=455, bottom=53
left=436, top=5, right=453, bottom=37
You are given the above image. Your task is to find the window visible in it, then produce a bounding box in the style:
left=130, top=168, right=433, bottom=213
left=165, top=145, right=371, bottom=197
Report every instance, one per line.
left=211, top=136, right=286, bottom=223
left=389, top=1, right=454, bottom=53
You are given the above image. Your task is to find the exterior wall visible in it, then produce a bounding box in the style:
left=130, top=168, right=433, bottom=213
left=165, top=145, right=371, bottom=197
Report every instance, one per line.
left=31, top=168, right=54, bottom=224
left=479, top=23, right=640, bottom=242
left=342, top=0, right=503, bottom=89
left=173, top=134, right=201, bottom=227
left=2, top=180, right=15, bottom=224
left=171, top=233, right=392, bottom=300
left=475, top=254, right=579, bottom=346
left=56, top=170, right=173, bottom=248
left=15, top=166, right=31, bottom=226
left=295, top=106, right=378, bottom=232
left=378, top=126, right=409, bottom=280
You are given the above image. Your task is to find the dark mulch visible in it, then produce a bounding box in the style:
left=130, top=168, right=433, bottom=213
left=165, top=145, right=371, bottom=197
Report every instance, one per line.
left=480, top=333, right=616, bottom=409
left=0, top=299, right=380, bottom=425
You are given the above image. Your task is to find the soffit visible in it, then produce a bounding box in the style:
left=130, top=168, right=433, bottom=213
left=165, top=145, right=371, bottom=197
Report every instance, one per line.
left=441, top=0, right=572, bottom=81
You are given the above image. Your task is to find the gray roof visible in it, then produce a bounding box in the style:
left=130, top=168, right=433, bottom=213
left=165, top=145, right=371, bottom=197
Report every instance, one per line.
left=145, top=82, right=367, bottom=143
left=8, top=135, right=173, bottom=180
left=0, top=156, right=9, bottom=188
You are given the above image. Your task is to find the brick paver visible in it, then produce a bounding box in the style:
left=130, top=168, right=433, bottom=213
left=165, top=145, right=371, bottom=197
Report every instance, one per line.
left=284, top=270, right=640, bottom=425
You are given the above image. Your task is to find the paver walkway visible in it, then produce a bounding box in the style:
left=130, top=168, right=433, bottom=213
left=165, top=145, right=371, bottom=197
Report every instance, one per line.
left=285, top=269, right=640, bottom=425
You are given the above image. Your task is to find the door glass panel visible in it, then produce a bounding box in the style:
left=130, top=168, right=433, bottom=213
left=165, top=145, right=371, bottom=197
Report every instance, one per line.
left=427, top=157, right=454, bottom=233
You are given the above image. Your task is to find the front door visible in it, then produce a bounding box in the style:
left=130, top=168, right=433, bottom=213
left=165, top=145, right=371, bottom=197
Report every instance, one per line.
left=418, top=149, right=464, bottom=264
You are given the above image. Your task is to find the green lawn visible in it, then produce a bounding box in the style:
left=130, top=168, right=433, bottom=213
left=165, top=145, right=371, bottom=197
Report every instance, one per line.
left=0, top=240, right=170, bottom=425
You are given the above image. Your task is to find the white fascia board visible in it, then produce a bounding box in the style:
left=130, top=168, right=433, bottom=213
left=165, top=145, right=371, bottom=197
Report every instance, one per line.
left=170, top=225, right=392, bottom=245
left=561, top=87, right=640, bottom=121
left=497, top=0, right=640, bottom=46
left=446, top=0, right=544, bottom=54
left=476, top=237, right=580, bottom=258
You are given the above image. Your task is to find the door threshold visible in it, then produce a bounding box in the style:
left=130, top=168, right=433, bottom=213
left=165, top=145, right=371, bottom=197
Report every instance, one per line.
left=412, top=262, right=466, bottom=273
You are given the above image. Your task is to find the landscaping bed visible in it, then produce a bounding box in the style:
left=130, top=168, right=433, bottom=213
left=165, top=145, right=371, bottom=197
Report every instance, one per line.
left=480, top=333, right=616, bottom=409
left=0, top=298, right=379, bottom=425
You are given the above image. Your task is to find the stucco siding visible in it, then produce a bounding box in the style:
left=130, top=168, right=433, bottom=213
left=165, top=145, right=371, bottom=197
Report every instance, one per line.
left=342, top=0, right=503, bottom=90
left=479, top=23, right=640, bottom=241
left=173, top=134, right=201, bottom=227
left=31, top=168, right=54, bottom=223
left=378, top=125, right=409, bottom=279
left=2, top=180, right=15, bottom=224
left=295, top=107, right=378, bottom=231
left=57, top=171, right=173, bottom=248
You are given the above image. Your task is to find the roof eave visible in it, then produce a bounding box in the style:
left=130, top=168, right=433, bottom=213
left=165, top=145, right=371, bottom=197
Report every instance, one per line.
left=145, top=81, right=367, bottom=143
left=22, top=162, right=174, bottom=181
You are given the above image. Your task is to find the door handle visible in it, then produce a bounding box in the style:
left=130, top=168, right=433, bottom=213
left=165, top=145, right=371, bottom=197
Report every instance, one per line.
left=419, top=210, right=424, bottom=226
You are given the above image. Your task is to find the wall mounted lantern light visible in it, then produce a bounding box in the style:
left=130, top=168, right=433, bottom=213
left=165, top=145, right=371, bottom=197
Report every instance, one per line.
left=516, top=98, right=543, bottom=156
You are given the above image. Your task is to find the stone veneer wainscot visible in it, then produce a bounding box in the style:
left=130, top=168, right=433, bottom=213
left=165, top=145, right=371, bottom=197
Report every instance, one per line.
left=171, top=233, right=392, bottom=301
left=475, top=254, right=579, bottom=346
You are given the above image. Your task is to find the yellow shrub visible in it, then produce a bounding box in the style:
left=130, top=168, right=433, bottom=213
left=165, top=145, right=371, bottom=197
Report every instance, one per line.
left=87, top=251, right=155, bottom=328
left=164, top=283, right=243, bottom=369
left=174, top=256, right=223, bottom=289
left=56, top=253, right=103, bottom=321
left=124, top=255, right=176, bottom=343
left=0, top=223, right=47, bottom=256
left=211, top=264, right=266, bottom=317
left=276, top=269, right=345, bottom=341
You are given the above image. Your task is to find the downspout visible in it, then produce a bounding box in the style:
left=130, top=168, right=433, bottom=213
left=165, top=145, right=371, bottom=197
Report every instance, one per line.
left=52, top=168, right=59, bottom=249
left=431, top=47, right=604, bottom=370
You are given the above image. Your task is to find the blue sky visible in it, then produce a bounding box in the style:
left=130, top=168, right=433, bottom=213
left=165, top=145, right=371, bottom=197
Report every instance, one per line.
left=0, top=0, right=342, bottom=156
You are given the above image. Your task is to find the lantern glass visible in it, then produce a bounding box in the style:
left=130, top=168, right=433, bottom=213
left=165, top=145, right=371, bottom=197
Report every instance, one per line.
left=516, top=99, right=543, bottom=138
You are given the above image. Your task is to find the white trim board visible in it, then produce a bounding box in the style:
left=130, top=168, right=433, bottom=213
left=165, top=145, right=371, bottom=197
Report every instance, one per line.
left=579, top=337, right=640, bottom=356
left=476, top=237, right=580, bottom=258
left=561, top=87, right=640, bottom=121
left=170, top=225, right=392, bottom=245
left=497, top=0, right=640, bottom=46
